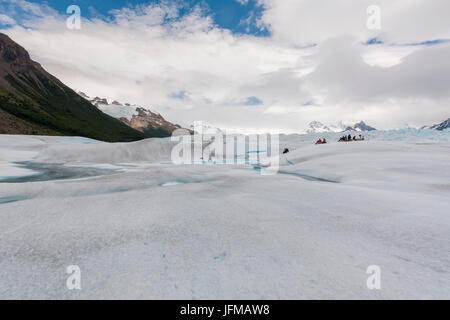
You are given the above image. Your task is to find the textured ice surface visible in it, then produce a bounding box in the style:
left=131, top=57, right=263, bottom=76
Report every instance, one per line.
left=0, top=132, right=449, bottom=299
left=0, top=162, right=119, bottom=183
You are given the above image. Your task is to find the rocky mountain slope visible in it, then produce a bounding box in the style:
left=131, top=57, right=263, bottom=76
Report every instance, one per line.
left=78, top=92, right=188, bottom=138
left=345, top=121, right=377, bottom=132
left=422, top=118, right=450, bottom=131
left=0, top=33, right=145, bottom=142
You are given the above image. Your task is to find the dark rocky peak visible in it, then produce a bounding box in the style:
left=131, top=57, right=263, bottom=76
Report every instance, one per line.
left=0, top=33, right=31, bottom=64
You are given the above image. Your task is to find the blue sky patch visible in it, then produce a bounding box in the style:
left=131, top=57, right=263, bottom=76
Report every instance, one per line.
left=408, top=39, right=450, bottom=46
left=366, top=37, right=384, bottom=45
left=365, top=36, right=450, bottom=47
left=244, top=96, right=263, bottom=106
left=17, top=0, right=268, bottom=36
left=302, top=100, right=315, bottom=107
left=168, top=90, right=187, bottom=99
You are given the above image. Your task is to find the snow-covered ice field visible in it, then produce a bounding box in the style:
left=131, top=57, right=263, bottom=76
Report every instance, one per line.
left=0, top=131, right=449, bottom=299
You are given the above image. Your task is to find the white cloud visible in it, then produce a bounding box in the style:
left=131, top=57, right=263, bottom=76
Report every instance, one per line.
left=256, top=0, right=450, bottom=45
left=0, top=14, right=15, bottom=25
left=1, top=0, right=449, bottom=132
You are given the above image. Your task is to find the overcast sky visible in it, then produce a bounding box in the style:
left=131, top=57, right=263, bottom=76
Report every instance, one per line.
left=1, top=0, right=449, bottom=133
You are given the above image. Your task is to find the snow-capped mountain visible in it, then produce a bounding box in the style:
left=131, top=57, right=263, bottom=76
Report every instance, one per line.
left=422, top=118, right=450, bottom=131
left=78, top=92, right=190, bottom=138
left=305, top=121, right=376, bottom=134
left=345, top=121, right=377, bottom=132
left=305, top=121, right=336, bottom=134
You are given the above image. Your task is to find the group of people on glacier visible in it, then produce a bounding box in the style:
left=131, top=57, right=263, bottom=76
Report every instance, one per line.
left=338, top=134, right=365, bottom=142
left=315, top=134, right=365, bottom=144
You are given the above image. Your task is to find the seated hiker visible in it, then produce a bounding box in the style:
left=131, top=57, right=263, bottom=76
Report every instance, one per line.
left=353, top=136, right=357, bottom=141
left=348, top=134, right=352, bottom=141
left=283, top=148, right=289, bottom=154
left=323, top=138, right=327, bottom=143
left=316, top=139, right=323, bottom=144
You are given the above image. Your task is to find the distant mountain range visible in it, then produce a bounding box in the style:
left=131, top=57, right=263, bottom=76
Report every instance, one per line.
left=0, top=33, right=448, bottom=141
left=0, top=33, right=145, bottom=142
left=78, top=92, right=190, bottom=138
left=421, top=118, right=450, bottom=131
left=305, top=121, right=377, bottom=134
